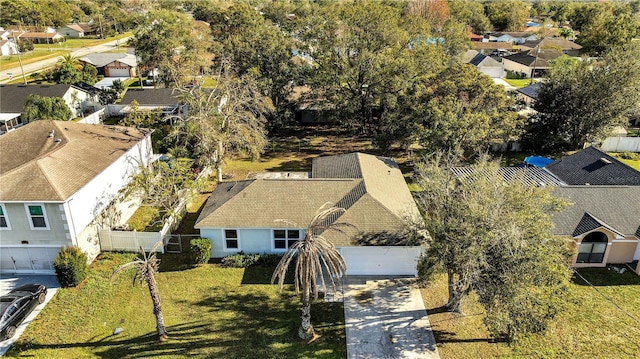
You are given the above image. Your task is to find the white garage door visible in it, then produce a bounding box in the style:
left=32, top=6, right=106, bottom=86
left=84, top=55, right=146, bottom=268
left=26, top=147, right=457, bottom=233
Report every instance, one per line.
left=108, top=68, right=130, bottom=77
left=481, top=67, right=504, bottom=78
left=0, top=246, right=60, bottom=274
left=338, top=246, right=422, bottom=276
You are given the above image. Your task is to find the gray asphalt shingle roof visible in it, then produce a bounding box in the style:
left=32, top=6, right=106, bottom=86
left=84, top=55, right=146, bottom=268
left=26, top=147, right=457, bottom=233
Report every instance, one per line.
left=546, top=146, right=640, bottom=186
left=0, top=84, right=76, bottom=114
left=553, top=186, right=640, bottom=237
left=196, top=153, right=422, bottom=246
left=79, top=53, right=137, bottom=68
left=119, top=88, right=180, bottom=106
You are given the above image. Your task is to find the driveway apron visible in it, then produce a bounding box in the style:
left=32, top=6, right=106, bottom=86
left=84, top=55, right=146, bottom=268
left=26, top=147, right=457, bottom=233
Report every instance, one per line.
left=344, top=278, right=439, bottom=359
left=0, top=274, right=60, bottom=356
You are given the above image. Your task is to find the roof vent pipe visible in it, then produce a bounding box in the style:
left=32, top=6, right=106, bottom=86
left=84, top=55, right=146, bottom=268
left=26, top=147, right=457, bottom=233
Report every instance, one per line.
left=48, top=130, right=55, bottom=138
left=54, top=138, right=62, bottom=143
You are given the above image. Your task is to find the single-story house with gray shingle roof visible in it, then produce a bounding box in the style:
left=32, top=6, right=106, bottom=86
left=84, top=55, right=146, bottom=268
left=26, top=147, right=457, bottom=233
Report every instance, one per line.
left=195, top=153, right=424, bottom=276
left=554, top=186, right=640, bottom=272
left=0, top=120, right=153, bottom=274
left=79, top=53, right=138, bottom=77
left=108, top=88, right=187, bottom=118
left=545, top=146, right=640, bottom=186
left=0, top=83, right=101, bottom=131
left=451, top=146, right=640, bottom=275
left=464, top=52, right=504, bottom=78
left=57, top=24, right=85, bottom=38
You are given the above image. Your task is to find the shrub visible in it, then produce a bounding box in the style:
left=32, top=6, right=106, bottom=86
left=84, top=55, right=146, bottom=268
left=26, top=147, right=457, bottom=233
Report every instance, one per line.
left=255, top=253, right=283, bottom=267
left=53, top=246, right=88, bottom=288
left=619, top=151, right=640, bottom=160
left=190, top=238, right=211, bottom=265
left=220, top=252, right=260, bottom=268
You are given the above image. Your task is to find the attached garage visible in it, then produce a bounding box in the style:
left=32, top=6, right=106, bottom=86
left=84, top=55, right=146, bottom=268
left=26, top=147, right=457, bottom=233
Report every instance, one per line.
left=0, top=246, right=60, bottom=274
left=339, top=246, right=422, bottom=276
left=106, top=67, right=131, bottom=77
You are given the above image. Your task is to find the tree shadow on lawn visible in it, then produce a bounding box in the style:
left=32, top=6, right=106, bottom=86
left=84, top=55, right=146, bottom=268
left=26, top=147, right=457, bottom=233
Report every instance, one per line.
left=187, top=291, right=346, bottom=358
left=12, top=321, right=216, bottom=358
left=572, top=267, right=640, bottom=287
left=432, top=329, right=506, bottom=344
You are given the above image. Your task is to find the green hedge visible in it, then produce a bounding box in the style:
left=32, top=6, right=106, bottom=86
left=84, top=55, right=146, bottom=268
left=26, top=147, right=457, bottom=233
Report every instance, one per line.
left=190, top=238, right=212, bottom=265
left=221, top=252, right=283, bottom=268
left=53, top=246, right=88, bottom=288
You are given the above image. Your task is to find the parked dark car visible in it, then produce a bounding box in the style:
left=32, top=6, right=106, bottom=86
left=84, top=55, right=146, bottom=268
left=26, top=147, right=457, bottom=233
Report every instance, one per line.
left=0, top=284, right=47, bottom=341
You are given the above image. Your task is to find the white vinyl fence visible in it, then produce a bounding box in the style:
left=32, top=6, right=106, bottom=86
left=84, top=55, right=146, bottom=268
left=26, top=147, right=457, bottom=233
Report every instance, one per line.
left=99, top=229, right=164, bottom=253
left=98, top=167, right=213, bottom=253
left=600, top=137, right=640, bottom=153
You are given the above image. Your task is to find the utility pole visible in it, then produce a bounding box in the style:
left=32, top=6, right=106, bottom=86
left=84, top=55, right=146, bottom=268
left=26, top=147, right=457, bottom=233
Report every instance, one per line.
left=16, top=44, right=27, bottom=84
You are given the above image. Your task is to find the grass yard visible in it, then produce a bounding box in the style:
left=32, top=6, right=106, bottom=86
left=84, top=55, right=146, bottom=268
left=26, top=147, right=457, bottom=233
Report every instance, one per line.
left=225, top=126, right=378, bottom=180
left=0, top=49, right=69, bottom=71
left=6, top=253, right=345, bottom=358
left=421, top=268, right=640, bottom=358
left=608, top=152, right=640, bottom=171
left=36, top=33, right=133, bottom=49
left=502, top=78, right=536, bottom=88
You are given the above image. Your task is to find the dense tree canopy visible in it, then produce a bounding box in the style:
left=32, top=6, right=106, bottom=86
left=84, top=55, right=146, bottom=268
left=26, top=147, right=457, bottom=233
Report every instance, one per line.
left=23, top=94, right=72, bottom=122
left=414, top=153, right=571, bottom=342
left=527, top=43, right=640, bottom=152
left=405, top=63, right=521, bottom=155
left=173, top=65, right=272, bottom=181
left=569, top=3, right=640, bottom=55
left=130, top=9, right=211, bottom=87
left=485, top=0, right=530, bottom=31
left=447, top=0, right=491, bottom=34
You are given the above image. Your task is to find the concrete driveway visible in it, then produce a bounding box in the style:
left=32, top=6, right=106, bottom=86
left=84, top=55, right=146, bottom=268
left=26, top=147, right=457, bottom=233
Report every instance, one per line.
left=0, top=274, right=60, bottom=356
left=344, top=278, right=439, bottom=359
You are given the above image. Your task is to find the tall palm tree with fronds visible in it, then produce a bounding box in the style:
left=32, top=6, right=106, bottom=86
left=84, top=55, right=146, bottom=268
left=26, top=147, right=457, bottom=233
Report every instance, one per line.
left=271, top=204, right=353, bottom=341
left=57, top=54, right=82, bottom=70
left=110, top=241, right=168, bottom=341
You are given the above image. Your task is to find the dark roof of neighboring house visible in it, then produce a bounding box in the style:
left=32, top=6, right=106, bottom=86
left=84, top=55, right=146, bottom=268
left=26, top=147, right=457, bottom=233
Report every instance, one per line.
left=516, top=83, right=541, bottom=100
left=195, top=153, right=422, bottom=246
left=0, top=121, right=151, bottom=202
left=553, top=186, right=640, bottom=237
left=545, top=147, right=640, bottom=186
left=119, top=88, right=180, bottom=106
left=0, top=84, right=89, bottom=114
left=468, top=53, right=502, bottom=68
left=503, top=48, right=562, bottom=67
left=72, top=81, right=100, bottom=96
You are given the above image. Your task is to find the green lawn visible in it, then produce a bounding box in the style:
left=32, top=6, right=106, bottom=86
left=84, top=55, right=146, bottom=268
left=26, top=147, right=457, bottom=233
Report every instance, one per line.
left=7, top=253, right=345, bottom=358
left=608, top=152, right=640, bottom=171
left=502, top=78, right=536, bottom=88
left=0, top=49, right=69, bottom=71
left=421, top=268, right=640, bottom=358
left=34, top=33, right=133, bottom=49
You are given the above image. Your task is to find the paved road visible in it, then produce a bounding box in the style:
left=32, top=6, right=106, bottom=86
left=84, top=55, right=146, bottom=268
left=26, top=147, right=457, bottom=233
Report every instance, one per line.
left=343, top=278, right=440, bottom=359
left=1, top=36, right=132, bottom=84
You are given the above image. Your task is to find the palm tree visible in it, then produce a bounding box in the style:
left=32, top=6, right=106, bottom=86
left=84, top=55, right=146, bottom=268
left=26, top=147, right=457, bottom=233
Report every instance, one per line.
left=57, top=54, right=82, bottom=70
left=110, top=242, right=168, bottom=341
left=271, top=204, right=353, bottom=341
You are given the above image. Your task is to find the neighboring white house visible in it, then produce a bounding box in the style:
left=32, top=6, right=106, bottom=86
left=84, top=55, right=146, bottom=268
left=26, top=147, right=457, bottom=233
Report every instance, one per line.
left=0, top=121, right=153, bottom=274
left=462, top=50, right=504, bottom=78
left=0, top=83, right=101, bottom=121
left=195, top=153, right=424, bottom=276
left=57, top=24, right=85, bottom=38
left=0, top=39, right=18, bottom=56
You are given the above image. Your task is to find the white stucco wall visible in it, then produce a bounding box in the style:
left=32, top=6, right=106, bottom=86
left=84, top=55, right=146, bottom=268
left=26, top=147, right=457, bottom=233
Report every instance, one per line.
left=62, top=87, right=100, bottom=118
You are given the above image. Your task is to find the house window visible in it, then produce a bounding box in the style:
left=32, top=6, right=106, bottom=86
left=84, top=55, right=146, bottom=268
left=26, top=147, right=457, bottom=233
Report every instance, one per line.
left=577, top=232, right=608, bottom=263
left=25, top=204, right=49, bottom=230
left=0, top=204, right=10, bottom=229
left=224, top=229, right=239, bottom=250
left=273, top=229, right=301, bottom=250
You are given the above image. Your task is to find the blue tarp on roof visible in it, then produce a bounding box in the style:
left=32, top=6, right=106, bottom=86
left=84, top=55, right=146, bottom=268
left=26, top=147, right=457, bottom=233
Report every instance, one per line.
left=524, top=156, right=555, bottom=168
